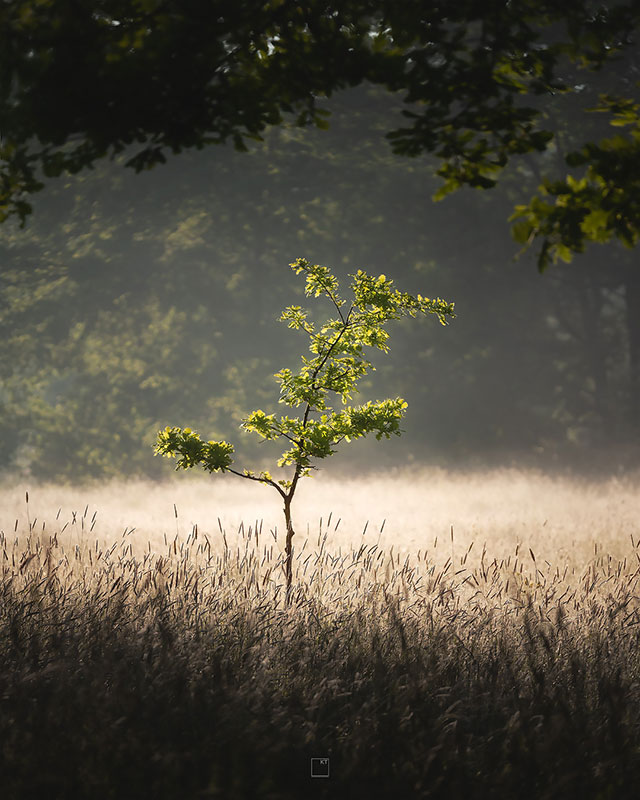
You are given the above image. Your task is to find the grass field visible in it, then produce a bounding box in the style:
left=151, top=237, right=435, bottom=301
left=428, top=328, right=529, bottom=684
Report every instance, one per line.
left=1, top=468, right=640, bottom=799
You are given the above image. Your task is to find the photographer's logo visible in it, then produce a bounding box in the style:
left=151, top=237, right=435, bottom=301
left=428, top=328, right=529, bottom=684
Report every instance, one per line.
left=310, top=757, right=330, bottom=778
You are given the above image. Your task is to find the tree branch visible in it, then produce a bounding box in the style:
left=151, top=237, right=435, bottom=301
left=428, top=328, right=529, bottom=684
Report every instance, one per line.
left=226, top=467, right=287, bottom=500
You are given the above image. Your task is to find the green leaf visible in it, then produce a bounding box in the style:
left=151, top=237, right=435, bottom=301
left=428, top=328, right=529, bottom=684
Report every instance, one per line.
left=580, top=208, right=611, bottom=240
left=554, top=243, right=575, bottom=263
left=511, top=219, right=534, bottom=245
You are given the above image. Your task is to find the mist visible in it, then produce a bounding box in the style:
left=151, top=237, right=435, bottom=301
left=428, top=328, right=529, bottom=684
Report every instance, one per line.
left=3, top=84, right=639, bottom=485
left=5, top=468, right=640, bottom=570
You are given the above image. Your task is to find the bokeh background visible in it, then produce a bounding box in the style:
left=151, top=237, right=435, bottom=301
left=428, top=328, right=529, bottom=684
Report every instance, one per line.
left=3, top=83, right=639, bottom=484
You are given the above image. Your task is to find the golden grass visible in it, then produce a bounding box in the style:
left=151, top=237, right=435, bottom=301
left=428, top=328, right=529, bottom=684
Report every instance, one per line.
left=2, top=467, right=640, bottom=798
left=4, top=466, right=639, bottom=562
left=2, top=467, right=640, bottom=623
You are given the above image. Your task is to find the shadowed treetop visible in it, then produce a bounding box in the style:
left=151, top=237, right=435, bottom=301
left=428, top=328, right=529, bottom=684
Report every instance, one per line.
left=1, top=0, right=637, bottom=225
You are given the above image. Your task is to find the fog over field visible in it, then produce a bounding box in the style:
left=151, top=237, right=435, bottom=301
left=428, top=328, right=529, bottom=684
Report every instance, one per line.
left=4, top=468, right=640, bottom=574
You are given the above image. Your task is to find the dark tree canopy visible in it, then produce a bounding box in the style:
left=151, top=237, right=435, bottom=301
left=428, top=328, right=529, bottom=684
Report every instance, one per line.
left=2, top=0, right=638, bottom=224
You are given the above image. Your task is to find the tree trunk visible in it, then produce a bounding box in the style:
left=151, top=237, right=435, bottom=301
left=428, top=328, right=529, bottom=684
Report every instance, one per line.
left=283, top=496, right=295, bottom=602
left=625, top=264, right=640, bottom=431
left=577, top=274, right=612, bottom=439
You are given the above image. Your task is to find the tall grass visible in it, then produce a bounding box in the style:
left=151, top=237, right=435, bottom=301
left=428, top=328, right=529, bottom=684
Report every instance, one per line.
left=1, top=470, right=640, bottom=798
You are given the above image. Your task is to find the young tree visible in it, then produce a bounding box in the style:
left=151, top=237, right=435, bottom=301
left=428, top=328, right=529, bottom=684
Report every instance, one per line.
left=154, top=258, right=454, bottom=596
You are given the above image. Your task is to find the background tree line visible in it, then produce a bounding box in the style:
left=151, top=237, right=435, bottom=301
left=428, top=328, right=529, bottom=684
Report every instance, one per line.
left=1, top=1, right=639, bottom=481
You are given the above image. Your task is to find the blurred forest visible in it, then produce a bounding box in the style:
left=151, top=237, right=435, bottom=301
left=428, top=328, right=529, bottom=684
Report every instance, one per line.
left=2, top=33, right=640, bottom=482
